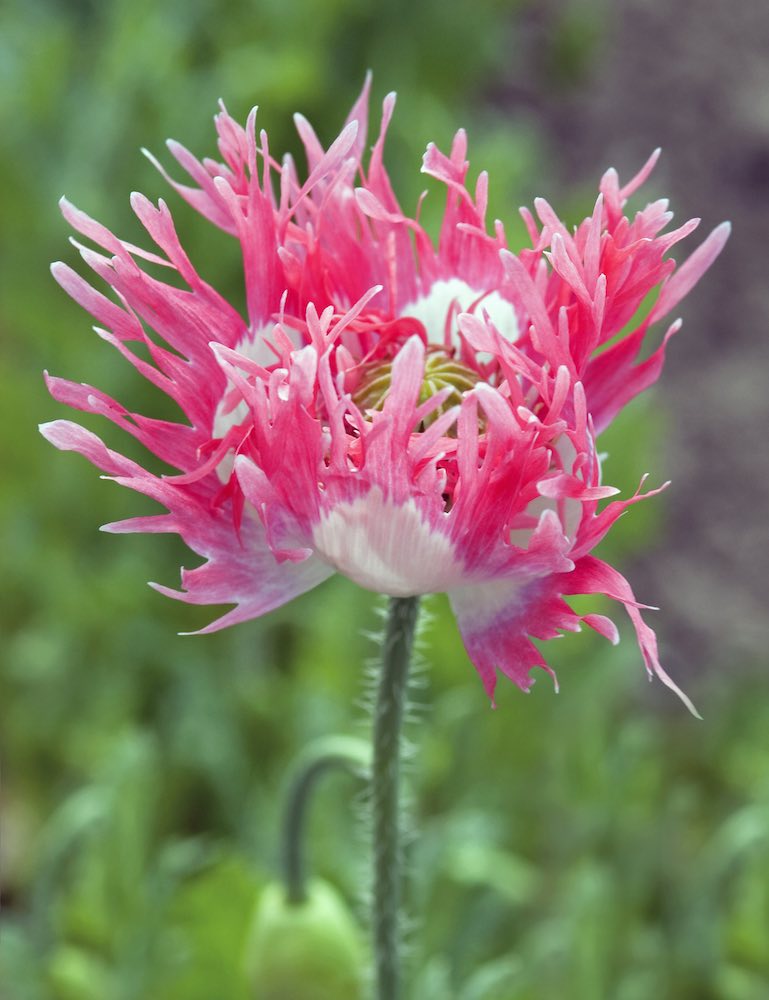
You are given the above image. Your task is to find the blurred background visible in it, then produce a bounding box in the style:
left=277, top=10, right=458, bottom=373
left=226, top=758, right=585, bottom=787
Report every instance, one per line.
left=2, top=0, right=768, bottom=997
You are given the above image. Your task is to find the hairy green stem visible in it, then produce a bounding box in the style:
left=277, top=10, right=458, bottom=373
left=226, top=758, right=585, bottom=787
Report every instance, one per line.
left=282, top=735, right=370, bottom=905
left=372, top=595, right=420, bottom=1000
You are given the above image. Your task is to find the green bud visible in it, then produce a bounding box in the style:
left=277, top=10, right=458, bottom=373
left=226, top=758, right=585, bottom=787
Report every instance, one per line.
left=245, top=879, right=367, bottom=1000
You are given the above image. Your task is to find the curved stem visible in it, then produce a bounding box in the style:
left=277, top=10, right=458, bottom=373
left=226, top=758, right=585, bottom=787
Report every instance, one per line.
left=372, top=595, right=420, bottom=1000
left=282, top=735, right=370, bottom=905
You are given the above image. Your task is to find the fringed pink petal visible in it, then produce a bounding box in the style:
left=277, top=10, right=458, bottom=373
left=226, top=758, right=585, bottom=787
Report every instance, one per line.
left=562, top=556, right=699, bottom=716
left=40, top=419, right=145, bottom=479
left=451, top=549, right=695, bottom=712
left=449, top=572, right=588, bottom=701
left=343, top=71, right=373, bottom=165
left=145, top=141, right=238, bottom=234
left=571, top=476, right=669, bottom=559
left=43, top=373, right=204, bottom=471
left=618, top=148, right=661, bottom=201
left=649, top=221, right=731, bottom=323
left=500, top=249, right=570, bottom=372
left=150, top=514, right=333, bottom=635
left=583, top=319, right=681, bottom=435
left=41, top=420, right=333, bottom=631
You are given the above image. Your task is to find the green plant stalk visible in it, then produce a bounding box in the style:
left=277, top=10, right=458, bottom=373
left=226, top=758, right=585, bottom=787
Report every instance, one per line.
left=282, top=735, right=371, bottom=905
left=372, top=595, right=420, bottom=1000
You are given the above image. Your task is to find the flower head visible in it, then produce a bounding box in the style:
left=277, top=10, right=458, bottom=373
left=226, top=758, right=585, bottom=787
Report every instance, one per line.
left=42, top=79, right=729, bottom=709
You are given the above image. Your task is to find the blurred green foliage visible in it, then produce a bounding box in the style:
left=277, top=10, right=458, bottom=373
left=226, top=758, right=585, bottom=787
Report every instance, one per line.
left=2, top=0, right=767, bottom=998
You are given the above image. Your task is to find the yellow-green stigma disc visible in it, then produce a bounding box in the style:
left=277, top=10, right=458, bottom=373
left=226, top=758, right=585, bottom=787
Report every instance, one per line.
left=353, top=350, right=479, bottom=427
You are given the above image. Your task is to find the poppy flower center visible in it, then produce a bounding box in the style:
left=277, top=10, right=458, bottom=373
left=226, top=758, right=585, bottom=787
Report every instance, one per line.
left=352, top=348, right=480, bottom=426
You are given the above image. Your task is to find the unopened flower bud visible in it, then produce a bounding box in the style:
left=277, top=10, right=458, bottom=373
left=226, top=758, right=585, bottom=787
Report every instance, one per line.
left=245, top=879, right=366, bottom=1000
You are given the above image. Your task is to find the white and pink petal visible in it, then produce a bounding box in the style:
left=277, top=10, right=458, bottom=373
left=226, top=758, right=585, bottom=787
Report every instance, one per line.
left=41, top=420, right=334, bottom=633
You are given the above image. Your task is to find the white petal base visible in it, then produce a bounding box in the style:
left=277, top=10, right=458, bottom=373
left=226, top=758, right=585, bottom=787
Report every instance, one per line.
left=313, top=487, right=461, bottom=596
left=403, top=277, right=519, bottom=346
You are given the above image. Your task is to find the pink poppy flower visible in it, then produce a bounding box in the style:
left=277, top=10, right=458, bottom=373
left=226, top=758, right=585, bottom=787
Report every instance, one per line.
left=41, top=79, right=728, bottom=709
